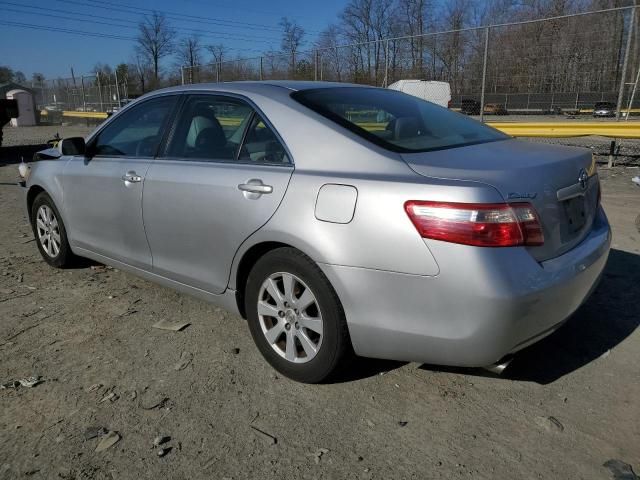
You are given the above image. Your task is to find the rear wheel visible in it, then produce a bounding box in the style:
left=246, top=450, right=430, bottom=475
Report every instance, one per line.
left=245, top=247, right=350, bottom=383
left=31, top=192, right=76, bottom=268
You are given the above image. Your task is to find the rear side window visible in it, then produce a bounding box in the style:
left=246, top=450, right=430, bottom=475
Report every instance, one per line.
left=166, top=95, right=254, bottom=161
left=292, top=87, right=507, bottom=153
left=238, top=115, right=290, bottom=164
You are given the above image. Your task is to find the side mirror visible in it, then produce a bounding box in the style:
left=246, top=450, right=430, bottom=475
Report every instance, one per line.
left=60, top=137, right=86, bottom=156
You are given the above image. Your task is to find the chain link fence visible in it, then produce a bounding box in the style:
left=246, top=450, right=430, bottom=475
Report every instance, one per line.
left=29, top=73, right=128, bottom=121
left=182, top=6, right=639, bottom=119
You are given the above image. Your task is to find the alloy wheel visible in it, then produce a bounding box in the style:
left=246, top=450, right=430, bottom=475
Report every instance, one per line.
left=257, top=272, right=323, bottom=363
left=36, top=205, right=61, bottom=258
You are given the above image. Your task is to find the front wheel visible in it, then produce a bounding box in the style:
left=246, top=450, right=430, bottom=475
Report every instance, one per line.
left=245, top=247, right=350, bottom=383
left=31, top=192, right=77, bottom=268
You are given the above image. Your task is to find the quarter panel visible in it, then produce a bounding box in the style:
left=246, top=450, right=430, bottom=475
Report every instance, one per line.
left=229, top=166, right=505, bottom=288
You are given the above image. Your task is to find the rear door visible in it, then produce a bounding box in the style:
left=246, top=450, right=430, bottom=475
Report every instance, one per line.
left=142, top=94, right=293, bottom=293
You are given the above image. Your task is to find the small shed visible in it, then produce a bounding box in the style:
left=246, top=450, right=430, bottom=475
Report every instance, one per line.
left=7, top=89, right=36, bottom=126
left=1, top=82, right=37, bottom=126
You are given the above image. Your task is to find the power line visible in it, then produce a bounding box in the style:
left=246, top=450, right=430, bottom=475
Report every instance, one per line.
left=1, top=3, right=284, bottom=43
left=178, top=0, right=312, bottom=22
left=80, top=0, right=322, bottom=34
left=52, top=0, right=289, bottom=33
left=0, top=20, right=135, bottom=40
left=0, top=18, right=276, bottom=56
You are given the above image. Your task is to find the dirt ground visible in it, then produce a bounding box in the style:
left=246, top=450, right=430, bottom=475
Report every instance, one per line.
left=0, top=126, right=639, bottom=480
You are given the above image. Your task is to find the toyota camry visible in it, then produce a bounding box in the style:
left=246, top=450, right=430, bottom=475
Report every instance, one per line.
left=20, top=81, right=611, bottom=383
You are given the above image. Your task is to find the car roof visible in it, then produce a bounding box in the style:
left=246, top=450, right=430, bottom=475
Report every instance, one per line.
left=153, top=80, right=372, bottom=96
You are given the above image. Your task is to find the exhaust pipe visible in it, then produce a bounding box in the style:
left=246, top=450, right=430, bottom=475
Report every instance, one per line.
left=483, top=356, right=513, bottom=375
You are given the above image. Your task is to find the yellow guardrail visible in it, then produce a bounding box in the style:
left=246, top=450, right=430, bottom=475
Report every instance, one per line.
left=356, top=120, right=640, bottom=138
left=487, top=121, right=640, bottom=139
left=579, top=108, right=640, bottom=113
left=41, top=110, right=108, bottom=119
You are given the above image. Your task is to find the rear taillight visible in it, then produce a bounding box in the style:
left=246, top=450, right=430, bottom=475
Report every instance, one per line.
left=447, top=100, right=452, bottom=109
left=404, top=201, right=544, bottom=247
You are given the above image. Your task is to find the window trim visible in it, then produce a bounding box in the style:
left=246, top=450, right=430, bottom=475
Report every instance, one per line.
left=158, top=92, right=293, bottom=167
left=291, top=87, right=509, bottom=154
left=86, top=93, right=181, bottom=160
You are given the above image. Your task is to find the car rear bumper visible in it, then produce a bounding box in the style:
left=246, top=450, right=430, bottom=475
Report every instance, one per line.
left=319, top=206, right=611, bottom=367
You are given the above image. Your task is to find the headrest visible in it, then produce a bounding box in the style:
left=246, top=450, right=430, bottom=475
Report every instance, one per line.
left=195, top=123, right=226, bottom=151
left=394, top=117, right=420, bottom=140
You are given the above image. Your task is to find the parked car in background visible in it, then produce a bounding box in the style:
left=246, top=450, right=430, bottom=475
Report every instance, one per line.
left=388, top=80, right=451, bottom=108
left=106, top=98, right=134, bottom=116
left=483, top=103, right=509, bottom=115
left=43, top=102, right=66, bottom=112
left=593, top=102, right=616, bottom=117
left=460, top=100, right=509, bottom=116
left=21, top=81, right=610, bottom=383
left=460, top=98, right=481, bottom=115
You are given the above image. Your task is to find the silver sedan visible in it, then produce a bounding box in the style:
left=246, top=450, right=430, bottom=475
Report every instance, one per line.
left=21, top=81, right=611, bottom=383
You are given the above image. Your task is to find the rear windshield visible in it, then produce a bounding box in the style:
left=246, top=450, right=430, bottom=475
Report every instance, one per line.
left=291, top=87, right=508, bottom=153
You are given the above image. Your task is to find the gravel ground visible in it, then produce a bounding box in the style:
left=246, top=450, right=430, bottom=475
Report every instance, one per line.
left=0, top=126, right=639, bottom=480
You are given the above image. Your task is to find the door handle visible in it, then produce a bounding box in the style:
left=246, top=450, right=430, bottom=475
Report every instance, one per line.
left=122, top=171, right=142, bottom=183
left=238, top=179, right=273, bottom=195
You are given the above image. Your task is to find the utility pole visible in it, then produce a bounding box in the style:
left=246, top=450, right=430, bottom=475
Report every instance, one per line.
left=96, top=71, right=103, bottom=112
left=616, top=7, right=636, bottom=119
left=114, top=68, right=121, bottom=107
left=479, top=27, right=490, bottom=123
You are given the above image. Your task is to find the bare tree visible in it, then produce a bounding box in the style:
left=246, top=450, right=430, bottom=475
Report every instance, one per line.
left=130, top=54, right=153, bottom=94
left=316, top=25, right=346, bottom=81
left=176, top=35, right=202, bottom=82
left=31, top=73, right=45, bottom=84
left=13, top=71, right=27, bottom=84
left=93, top=63, right=113, bottom=78
left=177, top=36, right=202, bottom=67
left=207, top=44, right=228, bottom=64
left=279, top=17, right=305, bottom=72
left=398, top=0, right=436, bottom=75
left=341, top=0, right=397, bottom=84
left=205, top=44, right=228, bottom=81
left=136, top=12, right=175, bottom=84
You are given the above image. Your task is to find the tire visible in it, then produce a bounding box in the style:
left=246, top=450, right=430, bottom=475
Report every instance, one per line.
left=245, top=247, right=350, bottom=383
left=30, top=191, right=76, bottom=268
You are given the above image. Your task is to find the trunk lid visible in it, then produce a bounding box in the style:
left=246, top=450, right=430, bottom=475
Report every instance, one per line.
left=401, top=139, right=599, bottom=261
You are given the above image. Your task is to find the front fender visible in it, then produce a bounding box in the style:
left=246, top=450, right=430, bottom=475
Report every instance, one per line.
left=25, top=158, right=70, bottom=227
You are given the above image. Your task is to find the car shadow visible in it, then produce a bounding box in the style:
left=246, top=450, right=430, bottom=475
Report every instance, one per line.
left=328, top=356, right=407, bottom=384
left=419, top=248, right=640, bottom=385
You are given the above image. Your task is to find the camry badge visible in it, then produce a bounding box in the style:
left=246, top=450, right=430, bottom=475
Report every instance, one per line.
left=508, top=192, right=537, bottom=200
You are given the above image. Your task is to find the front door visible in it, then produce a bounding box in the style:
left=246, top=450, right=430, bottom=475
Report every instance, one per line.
left=62, top=95, right=178, bottom=269
left=143, top=94, right=293, bottom=293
